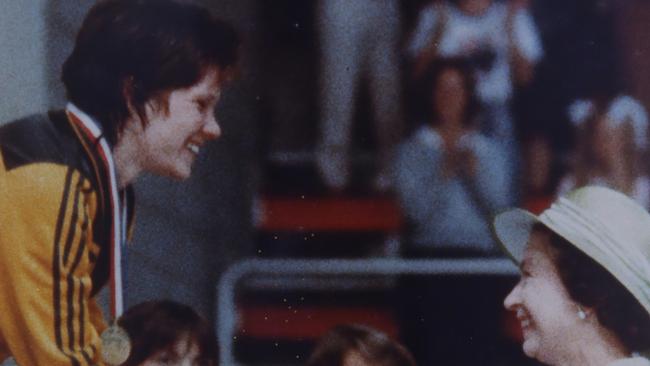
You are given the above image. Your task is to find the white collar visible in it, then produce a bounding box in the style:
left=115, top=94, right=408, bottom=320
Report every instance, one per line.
left=66, top=102, right=104, bottom=138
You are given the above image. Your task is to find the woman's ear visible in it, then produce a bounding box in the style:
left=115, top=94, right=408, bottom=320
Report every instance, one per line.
left=121, top=77, right=152, bottom=130
left=119, top=76, right=147, bottom=137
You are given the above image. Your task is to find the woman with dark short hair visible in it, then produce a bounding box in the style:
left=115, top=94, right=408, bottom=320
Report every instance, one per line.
left=307, top=324, right=416, bottom=366
left=0, top=1, right=238, bottom=364
left=494, top=186, right=650, bottom=365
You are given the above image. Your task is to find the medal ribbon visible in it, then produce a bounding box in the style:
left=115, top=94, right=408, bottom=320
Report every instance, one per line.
left=66, top=103, right=126, bottom=320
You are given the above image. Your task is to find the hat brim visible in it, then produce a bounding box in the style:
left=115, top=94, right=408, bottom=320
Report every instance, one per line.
left=493, top=208, right=539, bottom=264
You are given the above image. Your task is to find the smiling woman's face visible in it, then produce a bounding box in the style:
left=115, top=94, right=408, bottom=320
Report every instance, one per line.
left=135, top=69, right=223, bottom=180
left=503, top=230, right=583, bottom=364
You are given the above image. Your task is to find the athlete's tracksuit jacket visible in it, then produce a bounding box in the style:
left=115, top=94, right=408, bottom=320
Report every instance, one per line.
left=0, top=111, right=134, bottom=365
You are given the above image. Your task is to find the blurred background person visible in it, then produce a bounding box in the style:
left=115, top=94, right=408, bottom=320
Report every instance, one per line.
left=407, top=0, right=543, bottom=196
left=394, top=59, right=514, bottom=364
left=118, top=300, right=218, bottom=366
left=561, top=94, right=649, bottom=208
left=395, top=59, right=512, bottom=256
left=316, top=0, right=403, bottom=192
left=494, top=186, right=650, bottom=365
left=306, top=324, right=416, bottom=366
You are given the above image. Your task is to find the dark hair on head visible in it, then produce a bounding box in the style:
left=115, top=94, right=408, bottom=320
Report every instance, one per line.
left=62, top=0, right=239, bottom=145
left=415, top=57, right=479, bottom=127
left=532, top=224, right=650, bottom=352
left=117, top=300, right=218, bottom=366
left=306, top=324, right=417, bottom=366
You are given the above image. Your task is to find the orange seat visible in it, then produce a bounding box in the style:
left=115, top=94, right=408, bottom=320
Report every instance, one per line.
left=238, top=304, right=399, bottom=340
left=258, top=197, right=402, bottom=232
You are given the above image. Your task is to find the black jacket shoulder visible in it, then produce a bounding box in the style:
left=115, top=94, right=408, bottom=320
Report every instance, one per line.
left=0, top=111, right=91, bottom=177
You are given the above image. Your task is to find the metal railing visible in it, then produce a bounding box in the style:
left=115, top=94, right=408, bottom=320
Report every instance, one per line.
left=216, top=257, right=519, bottom=365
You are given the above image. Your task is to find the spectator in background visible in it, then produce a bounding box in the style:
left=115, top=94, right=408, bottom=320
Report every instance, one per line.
left=395, top=59, right=512, bottom=256
left=307, top=324, right=416, bottom=366
left=561, top=94, right=649, bottom=208
left=407, top=0, right=543, bottom=196
left=316, top=0, right=403, bottom=192
left=118, top=300, right=218, bottom=366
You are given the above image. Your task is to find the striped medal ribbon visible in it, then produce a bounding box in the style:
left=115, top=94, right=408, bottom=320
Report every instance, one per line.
left=66, top=103, right=132, bottom=365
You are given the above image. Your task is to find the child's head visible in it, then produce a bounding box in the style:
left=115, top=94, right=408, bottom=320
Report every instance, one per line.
left=307, top=324, right=416, bottom=366
left=118, top=300, right=217, bottom=366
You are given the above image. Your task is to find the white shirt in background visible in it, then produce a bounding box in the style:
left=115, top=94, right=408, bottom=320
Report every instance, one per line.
left=407, top=2, right=543, bottom=104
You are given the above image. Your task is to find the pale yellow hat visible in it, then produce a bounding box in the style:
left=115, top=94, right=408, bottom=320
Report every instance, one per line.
left=493, top=186, right=650, bottom=316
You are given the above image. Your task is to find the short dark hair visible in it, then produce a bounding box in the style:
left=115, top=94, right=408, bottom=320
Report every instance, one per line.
left=62, top=0, right=239, bottom=145
left=307, top=324, right=416, bottom=366
left=533, top=224, right=650, bottom=352
left=118, top=300, right=218, bottom=366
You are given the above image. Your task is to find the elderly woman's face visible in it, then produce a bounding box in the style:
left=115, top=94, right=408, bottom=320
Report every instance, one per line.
left=503, top=231, right=582, bottom=364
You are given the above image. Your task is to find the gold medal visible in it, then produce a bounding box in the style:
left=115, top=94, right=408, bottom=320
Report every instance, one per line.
left=100, top=324, right=132, bottom=365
